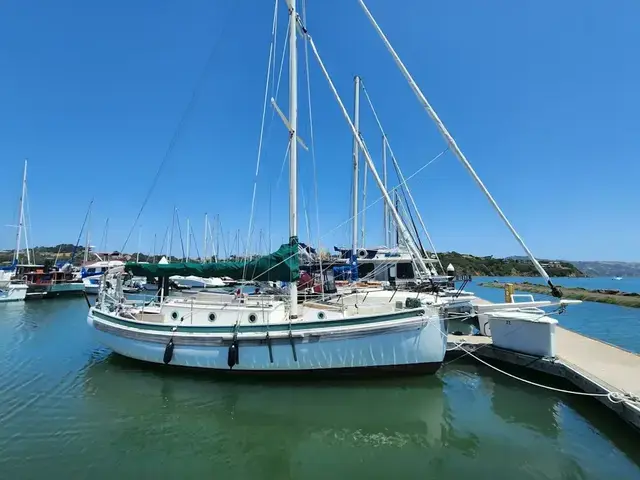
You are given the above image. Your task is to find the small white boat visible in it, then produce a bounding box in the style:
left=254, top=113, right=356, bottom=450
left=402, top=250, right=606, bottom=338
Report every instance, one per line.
left=169, top=275, right=225, bottom=289
left=0, top=283, right=28, bottom=302
left=83, top=276, right=101, bottom=295
left=613, top=276, right=623, bottom=281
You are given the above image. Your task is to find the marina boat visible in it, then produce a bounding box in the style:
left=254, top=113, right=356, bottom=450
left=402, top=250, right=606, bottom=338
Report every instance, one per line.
left=89, top=240, right=448, bottom=374
left=0, top=282, right=28, bottom=302
left=87, top=0, right=579, bottom=376
left=0, top=267, right=15, bottom=288
left=17, top=264, right=85, bottom=299
left=81, top=260, right=126, bottom=294
left=169, top=275, right=225, bottom=289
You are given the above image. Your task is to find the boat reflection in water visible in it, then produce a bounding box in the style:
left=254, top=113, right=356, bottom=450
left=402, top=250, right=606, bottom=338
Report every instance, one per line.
left=83, top=353, right=447, bottom=475
left=2, top=347, right=629, bottom=479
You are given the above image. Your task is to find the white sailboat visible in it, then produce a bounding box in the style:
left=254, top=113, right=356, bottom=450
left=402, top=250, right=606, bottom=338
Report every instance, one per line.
left=1, top=160, right=29, bottom=302
left=87, top=0, right=577, bottom=375
left=87, top=0, right=450, bottom=375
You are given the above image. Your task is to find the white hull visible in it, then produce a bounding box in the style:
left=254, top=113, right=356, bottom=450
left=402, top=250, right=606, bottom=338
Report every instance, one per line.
left=83, top=277, right=101, bottom=295
left=0, top=284, right=28, bottom=302
left=88, top=309, right=447, bottom=374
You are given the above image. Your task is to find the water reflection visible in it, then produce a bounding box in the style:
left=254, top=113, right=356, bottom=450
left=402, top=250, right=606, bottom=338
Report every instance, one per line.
left=84, top=353, right=448, bottom=442
left=1, top=296, right=639, bottom=479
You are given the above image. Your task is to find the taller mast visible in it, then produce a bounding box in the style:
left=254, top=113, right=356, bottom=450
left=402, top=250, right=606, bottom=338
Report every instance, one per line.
left=13, top=159, right=27, bottom=264
left=351, top=75, right=360, bottom=278
left=288, top=0, right=299, bottom=316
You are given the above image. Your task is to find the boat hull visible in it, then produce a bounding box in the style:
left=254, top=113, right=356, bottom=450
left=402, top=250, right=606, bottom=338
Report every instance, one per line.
left=88, top=310, right=447, bottom=375
left=0, top=284, right=28, bottom=302
left=27, top=282, right=85, bottom=299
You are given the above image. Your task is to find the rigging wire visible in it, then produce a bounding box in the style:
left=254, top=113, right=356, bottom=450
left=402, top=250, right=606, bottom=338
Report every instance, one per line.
left=190, top=223, right=201, bottom=261
left=242, top=148, right=449, bottom=282
left=120, top=1, right=238, bottom=252
left=360, top=80, right=444, bottom=273
left=174, top=209, right=186, bottom=261
left=158, top=226, right=169, bottom=261
left=302, top=0, right=325, bottom=298
left=243, top=0, right=280, bottom=280
left=23, top=184, right=33, bottom=263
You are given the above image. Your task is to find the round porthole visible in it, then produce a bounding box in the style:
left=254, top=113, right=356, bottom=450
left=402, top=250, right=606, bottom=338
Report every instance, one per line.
left=248, top=313, right=257, bottom=323
left=208, top=312, right=216, bottom=322
left=317, top=312, right=326, bottom=320
left=171, top=311, right=179, bottom=320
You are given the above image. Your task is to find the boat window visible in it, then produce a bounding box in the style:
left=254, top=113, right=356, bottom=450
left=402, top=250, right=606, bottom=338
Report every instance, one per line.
left=170, top=311, right=179, bottom=320
left=357, top=263, right=375, bottom=278
left=88, top=268, right=96, bottom=274
left=397, top=263, right=415, bottom=279
left=248, top=313, right=257, bottom=323
left=317, top=312, right=326, bottom=320
left=208, top=312, right=216, bottom=322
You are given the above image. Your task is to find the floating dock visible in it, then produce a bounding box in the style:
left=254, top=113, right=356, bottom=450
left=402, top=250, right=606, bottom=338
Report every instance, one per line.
left=445, top=298, right=640, bottom=431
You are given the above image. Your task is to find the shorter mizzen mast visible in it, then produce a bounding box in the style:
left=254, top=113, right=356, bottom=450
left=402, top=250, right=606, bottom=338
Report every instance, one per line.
left=358, top=0, right=561, bottom=297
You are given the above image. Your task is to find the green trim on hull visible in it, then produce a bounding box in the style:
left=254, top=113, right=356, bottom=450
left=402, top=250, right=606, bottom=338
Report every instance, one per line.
left=92, top=308, right=427, bottom=334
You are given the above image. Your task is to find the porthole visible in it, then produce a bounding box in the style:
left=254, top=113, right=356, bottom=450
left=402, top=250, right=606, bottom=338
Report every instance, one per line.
left=208, top=312, right=216, bottom=322
left=171, top=311, right=179, bottom=320
left=317, top=312, right=326, bottom=320
left=248, top=313, right=257, bottom=323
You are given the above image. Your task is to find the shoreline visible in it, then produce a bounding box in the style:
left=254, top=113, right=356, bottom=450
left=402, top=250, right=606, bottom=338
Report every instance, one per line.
left=479, top=281, right=640, bottom=308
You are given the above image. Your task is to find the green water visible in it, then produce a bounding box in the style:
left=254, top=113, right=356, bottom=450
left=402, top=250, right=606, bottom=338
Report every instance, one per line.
left=1, top=299, right=639, bottom=479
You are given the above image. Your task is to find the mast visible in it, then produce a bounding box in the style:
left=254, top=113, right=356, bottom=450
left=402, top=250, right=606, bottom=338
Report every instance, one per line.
left=351, top=75, right=360, bottom=278
left=104, top=218, right=109, bottom=253
left=14, top=159, right=27, bottom=264
left=358, top=0, right=560, bottom=296
left=84, top=201, right=92, bottom=264
left=288, top=0, right=299, bottom=317
left=394, top=191, right=399, bottom=247
left=186, top=218, right=190, bottom=261
left=203, top=213, right=208, bottom=262
left=168, top=207, right=175, bottom=261
left=382, top=136, right=389, bottom=246
left=136, top=224, right=142, bottom=263
left=361, top=159, right=367, bottom=247
left=303, top=32, right=431, bottom=280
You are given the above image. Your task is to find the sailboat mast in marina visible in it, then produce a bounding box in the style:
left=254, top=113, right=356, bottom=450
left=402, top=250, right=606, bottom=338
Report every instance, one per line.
left=287, top=0, right=299, bottom=317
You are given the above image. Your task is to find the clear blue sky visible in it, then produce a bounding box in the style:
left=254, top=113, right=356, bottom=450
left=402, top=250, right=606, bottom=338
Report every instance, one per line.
left=1, top=0, right=638, bottom=261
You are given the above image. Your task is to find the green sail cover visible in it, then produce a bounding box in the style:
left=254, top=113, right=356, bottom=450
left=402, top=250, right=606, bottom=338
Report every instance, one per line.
left=125, top=241, right=299, bottom=282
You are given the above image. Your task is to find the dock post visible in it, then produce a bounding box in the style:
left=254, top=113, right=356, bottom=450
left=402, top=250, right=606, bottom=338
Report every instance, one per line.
left=504, top=283, right=515, bottom=303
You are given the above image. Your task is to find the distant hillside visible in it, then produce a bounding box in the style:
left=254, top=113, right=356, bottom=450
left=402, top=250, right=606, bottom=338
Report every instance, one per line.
left=1, top=244, right=586, bottom=278
left=570, top=261, right=640, bottom=278
left=439, top=252, right=584, bottom=277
